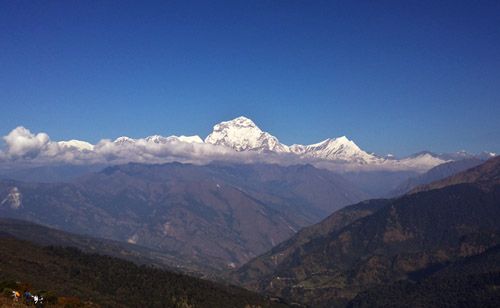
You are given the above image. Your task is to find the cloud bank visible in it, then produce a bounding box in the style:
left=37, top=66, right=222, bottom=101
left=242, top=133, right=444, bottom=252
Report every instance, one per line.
left=0, top=126, right=465, bottom=173
left=0, top=126, right=306, bottom=168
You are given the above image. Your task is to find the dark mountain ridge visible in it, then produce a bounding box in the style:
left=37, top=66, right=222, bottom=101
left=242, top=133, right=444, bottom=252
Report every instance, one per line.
left=234, top=156, right=500, bottom=307
left=411, top=156, right=500, bottom=193
left=389, top=158, right=484, bottom=197
left=0, top=218, right=210, bottom=276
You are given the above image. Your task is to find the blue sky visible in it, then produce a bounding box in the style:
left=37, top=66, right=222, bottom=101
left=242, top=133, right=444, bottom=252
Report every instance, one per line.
left=1, top=0, right=499, bottom=156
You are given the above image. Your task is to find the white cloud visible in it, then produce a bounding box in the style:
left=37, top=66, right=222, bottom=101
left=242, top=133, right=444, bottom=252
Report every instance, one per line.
left=3, top=126, right=50, bottom=159
left=0, top=126, right=279, bottom=167
left=0, top=126, right=449, bottom=173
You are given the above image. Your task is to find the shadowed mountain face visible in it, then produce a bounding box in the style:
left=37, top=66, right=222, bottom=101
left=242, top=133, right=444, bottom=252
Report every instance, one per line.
left=349, top=245, right=500, bottom=307
left=234, top=157, right=500, bottom=307
left=342, top=170, right=418, bottom=197
left=231, top=199, right=390, bottom=290
left=410, top=156, right=500, bottom=193
left=0, top=162, right=367, bottom=274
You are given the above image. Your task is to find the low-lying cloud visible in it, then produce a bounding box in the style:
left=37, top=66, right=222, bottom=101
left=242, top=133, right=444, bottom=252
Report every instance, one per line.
left=0, top=126, right=304, bottom=168
left=3, top=127, right=51, bottom=159
left=0, top=126, right=455, bottom=173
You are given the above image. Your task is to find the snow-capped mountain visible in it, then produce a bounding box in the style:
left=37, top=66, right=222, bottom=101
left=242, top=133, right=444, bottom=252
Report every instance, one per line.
left=397, top=152, right=449, bottom=170
left=204, top=116, right=290, bottom=153
left=114, top=136, right=136, bottom=145
left=399, top=150, right=496, bottom=169
left=204, top=117, right=394, bottom=165
left=290, top=137, right=382, bottom=164
left=58, top=140, right=94, bottom=151
left=202, top=117, right=465, bottom=170
left=108, top=116, right=485, bottom=170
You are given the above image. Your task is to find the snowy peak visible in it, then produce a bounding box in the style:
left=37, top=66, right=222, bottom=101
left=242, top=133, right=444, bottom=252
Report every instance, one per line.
left=221, top=116, right=257, bottom=128
left=114, top=135, right=203, bottom=145
left=291, top=136, right=379, bottom=164
left=114, top=136, right=136, bottom=145
left=144, top=135, right=202, bottom=144
left=399, top=152, right=449, bottom=170
left=58, top=140, right=94, bottom=151
left=144, top=135, right=168, bottom=144
left=309, top=136, right=361, bottom=152
left=205, top=116, right=290, bottom=153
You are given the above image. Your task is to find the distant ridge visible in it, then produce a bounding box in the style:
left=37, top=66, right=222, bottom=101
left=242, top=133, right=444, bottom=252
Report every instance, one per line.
left=0, top=162, right=368, bottom=274
left=411, top=155, right=500, bottom=193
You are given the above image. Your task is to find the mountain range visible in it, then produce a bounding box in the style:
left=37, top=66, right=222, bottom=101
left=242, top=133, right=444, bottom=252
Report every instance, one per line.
left=1, top=116, right=494, bottom=172
left=233, top=156, right=500, bottom=307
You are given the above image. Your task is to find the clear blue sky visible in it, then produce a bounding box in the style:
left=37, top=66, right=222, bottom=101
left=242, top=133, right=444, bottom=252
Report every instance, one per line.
left=1, top=0, right=499, bottom=156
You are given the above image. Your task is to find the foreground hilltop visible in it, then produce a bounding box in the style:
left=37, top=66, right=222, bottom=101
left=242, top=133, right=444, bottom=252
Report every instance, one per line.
left=0, top=234, right=286, bottom=308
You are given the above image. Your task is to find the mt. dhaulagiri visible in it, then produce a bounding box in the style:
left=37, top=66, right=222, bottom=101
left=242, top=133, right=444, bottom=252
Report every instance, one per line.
left=203, top=117, right=379, bottom=164
left=233, top=156, right=500, bottom=307
left=0, top=162, right=368, bottom=275
left=205, top=116, right=290, bottom=153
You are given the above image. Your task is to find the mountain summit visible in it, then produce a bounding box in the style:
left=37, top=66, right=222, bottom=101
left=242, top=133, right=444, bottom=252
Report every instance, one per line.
left=205, top=116, right=290, bottom=153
